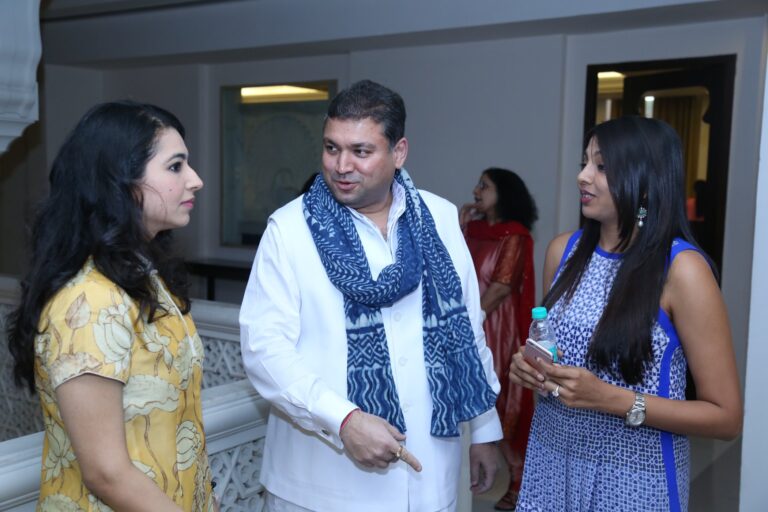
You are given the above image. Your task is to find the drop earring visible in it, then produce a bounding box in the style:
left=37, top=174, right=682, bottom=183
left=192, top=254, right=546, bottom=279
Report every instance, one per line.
left=636, top=206, right=647, bottom=228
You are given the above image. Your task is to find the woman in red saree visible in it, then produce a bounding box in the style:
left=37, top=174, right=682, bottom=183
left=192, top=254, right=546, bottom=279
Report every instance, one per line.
left=460, top=168, right=538, bottom=511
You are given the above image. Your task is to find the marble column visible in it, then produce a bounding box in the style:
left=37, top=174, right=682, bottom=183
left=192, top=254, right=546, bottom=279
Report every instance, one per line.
left=0, top=0, right=41, bottom=155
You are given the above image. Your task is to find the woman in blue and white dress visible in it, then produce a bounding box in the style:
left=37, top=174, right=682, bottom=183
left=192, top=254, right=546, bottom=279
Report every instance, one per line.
left=510, top=116, right=742, bottom=512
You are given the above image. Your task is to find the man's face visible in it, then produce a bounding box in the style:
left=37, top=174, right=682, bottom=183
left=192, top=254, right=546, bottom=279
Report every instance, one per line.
left=321, top=117, right=407, bottom=215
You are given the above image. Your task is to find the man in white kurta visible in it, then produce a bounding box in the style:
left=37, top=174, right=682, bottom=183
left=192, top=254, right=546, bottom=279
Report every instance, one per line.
left=240, top=80, right=502, bottom=512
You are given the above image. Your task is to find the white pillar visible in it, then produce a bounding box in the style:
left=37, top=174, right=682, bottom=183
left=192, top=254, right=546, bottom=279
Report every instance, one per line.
left=739, top=25, right=768, bottom=512
left=0, top=0, right=42, bottom=155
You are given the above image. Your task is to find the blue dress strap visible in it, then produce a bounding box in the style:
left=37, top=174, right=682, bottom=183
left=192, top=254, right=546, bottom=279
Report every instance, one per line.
left=555, top=230, right=583, bottom=276
left=666, top=238, right=706, bottom=273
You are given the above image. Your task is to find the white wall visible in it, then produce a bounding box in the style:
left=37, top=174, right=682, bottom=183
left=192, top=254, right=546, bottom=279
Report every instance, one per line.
left=0, top=123, right=45, bottom=276
left=42, top=65, right=104, bottom=168
left=102, top=64, right=207, bottom=255
left=349, top=35, right=566, bottom=295
left=740, top=20, right=768, bottom=511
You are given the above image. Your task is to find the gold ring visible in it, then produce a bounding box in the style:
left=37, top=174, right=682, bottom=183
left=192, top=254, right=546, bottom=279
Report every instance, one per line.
left=395, top=445, right=404, bottom=460
left=552, top=385, right=561, bottom=398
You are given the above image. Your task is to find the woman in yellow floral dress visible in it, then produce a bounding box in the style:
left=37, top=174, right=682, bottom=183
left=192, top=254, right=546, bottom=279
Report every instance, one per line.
left=6, top=101, right=216, bottom=511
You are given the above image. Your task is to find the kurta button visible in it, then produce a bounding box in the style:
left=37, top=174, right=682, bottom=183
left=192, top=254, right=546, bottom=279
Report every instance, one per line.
left=399, top=357, right=407, bottom=366
left=393, top=312, right=402, bottom=321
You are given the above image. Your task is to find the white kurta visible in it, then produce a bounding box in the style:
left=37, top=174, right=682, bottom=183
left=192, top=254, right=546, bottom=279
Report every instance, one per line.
left=240, top=184, right=502, bottom=512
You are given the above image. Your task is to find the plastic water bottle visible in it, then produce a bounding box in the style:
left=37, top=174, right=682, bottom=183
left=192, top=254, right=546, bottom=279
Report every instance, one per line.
left=528, top=306, right=558, bottom=363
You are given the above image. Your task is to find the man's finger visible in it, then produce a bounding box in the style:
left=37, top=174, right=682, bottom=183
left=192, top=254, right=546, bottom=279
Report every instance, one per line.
left=399, top=446, right=422, bottom=472
left=470, top=468, right=488, bottom=493
left=473, top=463, right=495, bottom=493
left=469, top=459, right=479, bottom=486
left=385, top=421, right=406, bottom=441
left=512, top=352, right=546, bottom=384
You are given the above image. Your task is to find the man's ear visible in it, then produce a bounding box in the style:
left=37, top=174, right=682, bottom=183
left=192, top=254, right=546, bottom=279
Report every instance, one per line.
left=393, top=137, right=408, bottom=168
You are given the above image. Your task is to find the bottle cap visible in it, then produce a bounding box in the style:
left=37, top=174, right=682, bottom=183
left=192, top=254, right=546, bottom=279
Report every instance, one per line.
left=532, top=306, right=548, bottom=320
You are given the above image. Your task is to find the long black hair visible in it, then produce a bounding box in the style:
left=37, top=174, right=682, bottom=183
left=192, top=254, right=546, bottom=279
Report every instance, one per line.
left=7, top=101, right=193, bottom=392
left=543, top=116, right=707, bottom=384
left=483, top=167, right=538, bottom=230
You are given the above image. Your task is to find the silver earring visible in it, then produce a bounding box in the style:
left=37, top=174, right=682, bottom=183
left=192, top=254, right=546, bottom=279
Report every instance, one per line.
left=636, top=206, right=647, bottom=228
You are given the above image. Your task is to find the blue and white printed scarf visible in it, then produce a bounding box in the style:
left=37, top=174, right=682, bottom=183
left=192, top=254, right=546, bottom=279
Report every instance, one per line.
left=302, top=168, right=496, bottom=437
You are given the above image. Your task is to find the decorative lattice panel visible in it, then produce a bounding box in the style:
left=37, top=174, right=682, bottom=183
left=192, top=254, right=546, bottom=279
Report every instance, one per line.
left=201, top=335, right=246, bottom=388
left=210, top=437, right=266, bottom=512
left=0, top=303, right=44, bottom=442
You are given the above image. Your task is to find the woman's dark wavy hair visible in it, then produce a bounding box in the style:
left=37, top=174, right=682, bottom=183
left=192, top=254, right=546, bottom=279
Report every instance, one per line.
left=483, top=167, right=538, bottom=230
left=7, top=101, right=193, bottom=392
left=542, top=116, right=709, bottom=384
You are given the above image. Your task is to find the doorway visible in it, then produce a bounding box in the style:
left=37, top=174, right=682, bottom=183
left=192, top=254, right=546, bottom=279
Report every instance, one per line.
left=583, top=55, right=736, bottom=273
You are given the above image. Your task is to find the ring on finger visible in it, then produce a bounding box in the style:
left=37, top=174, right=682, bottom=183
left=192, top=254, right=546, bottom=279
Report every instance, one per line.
left=394, top=445, right=404, bottom=461
left=552, top=384, right=561, bottom=398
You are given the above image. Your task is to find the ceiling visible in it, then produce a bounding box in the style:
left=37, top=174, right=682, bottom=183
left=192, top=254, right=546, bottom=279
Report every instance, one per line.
left=40, top=0, right=220, bottom=20
left=38, top=0, right=768, bottom=68
left=40, top=0, right=768, bottom=22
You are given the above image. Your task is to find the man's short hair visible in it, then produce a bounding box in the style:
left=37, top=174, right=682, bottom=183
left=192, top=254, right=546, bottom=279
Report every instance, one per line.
left=326, top=79, right=406, bottom=148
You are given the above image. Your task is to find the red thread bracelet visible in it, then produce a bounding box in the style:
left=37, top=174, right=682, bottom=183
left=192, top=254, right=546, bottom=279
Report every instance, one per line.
left=339, top=408, right=361, bottom=435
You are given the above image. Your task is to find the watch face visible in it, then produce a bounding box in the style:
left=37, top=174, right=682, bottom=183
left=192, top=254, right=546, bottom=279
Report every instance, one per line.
left=628, top=409, right=646, bottom=426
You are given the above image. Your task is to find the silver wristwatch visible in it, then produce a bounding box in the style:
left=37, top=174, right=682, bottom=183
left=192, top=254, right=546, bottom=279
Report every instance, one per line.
left=625, top=392, right=646, bottom=427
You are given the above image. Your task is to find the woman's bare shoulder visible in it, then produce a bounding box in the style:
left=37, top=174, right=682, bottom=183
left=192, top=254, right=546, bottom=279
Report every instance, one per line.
left=542, top=231, right=577, bottom=290
left=546, top=231, right=576, bottom=260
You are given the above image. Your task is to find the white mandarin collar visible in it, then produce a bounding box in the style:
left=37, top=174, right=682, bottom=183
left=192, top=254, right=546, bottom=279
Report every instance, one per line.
left=346, top=179, right=407, bottom=241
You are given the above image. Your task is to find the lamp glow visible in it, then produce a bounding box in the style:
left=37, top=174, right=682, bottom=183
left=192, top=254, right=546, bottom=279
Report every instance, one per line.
left=644, top=96, right=655, bottom=118
left=240, top=85, right=329, bottom=104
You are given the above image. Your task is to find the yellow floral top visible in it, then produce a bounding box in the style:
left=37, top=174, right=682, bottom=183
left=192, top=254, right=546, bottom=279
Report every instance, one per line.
left=33, top=259, right=214, bottom=511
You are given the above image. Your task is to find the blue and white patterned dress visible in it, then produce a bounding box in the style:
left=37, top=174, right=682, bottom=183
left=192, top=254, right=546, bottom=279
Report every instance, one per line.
left=516, top=231, right=697, bottom=512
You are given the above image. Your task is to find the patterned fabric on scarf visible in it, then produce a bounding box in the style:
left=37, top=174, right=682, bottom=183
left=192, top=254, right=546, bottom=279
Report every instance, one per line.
left=302, top=168, right=497, bottom=436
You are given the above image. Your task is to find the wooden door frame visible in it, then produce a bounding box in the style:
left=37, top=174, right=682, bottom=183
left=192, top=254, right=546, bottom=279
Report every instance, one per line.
left=583, top=55, right=736, bottom=272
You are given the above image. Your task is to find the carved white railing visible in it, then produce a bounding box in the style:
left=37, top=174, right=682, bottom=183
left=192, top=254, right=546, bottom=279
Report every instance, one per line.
left=0, top=0, right=42, bottom=155
left=0, top=278, right=268, bottom=511
left=193, top=299, right=268, bottom=511
left=0, top=382, right=269, bottom=511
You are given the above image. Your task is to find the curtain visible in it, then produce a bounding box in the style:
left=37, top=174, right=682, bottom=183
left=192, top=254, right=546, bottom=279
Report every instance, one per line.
left=653, top=96, right=703, bottom=196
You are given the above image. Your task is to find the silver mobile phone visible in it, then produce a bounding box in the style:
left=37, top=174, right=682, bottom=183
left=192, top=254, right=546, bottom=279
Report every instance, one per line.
left=523, top=338, right=555, bottom=375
